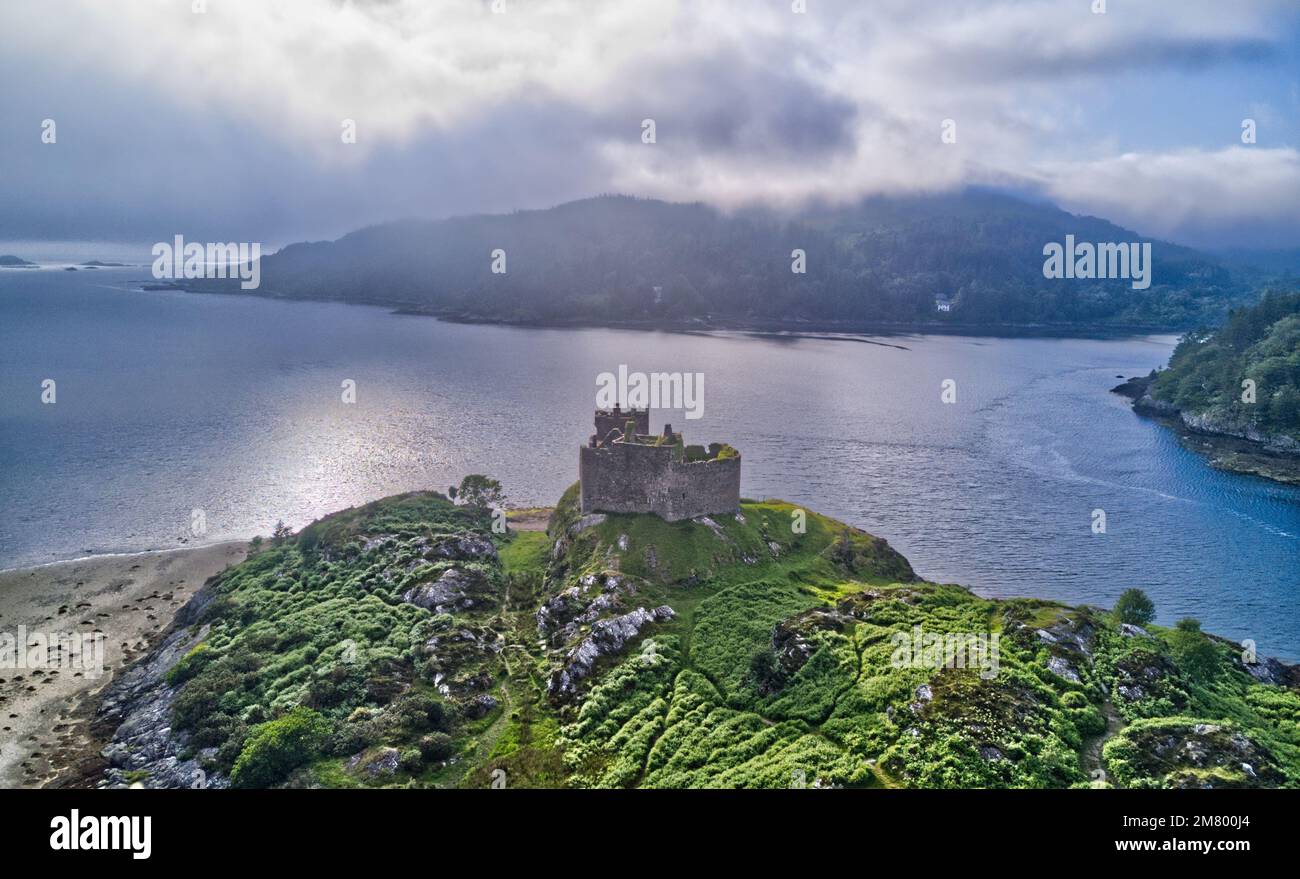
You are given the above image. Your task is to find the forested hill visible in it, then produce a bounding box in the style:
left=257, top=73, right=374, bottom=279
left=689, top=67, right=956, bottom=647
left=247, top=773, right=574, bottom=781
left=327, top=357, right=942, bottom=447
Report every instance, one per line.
left=234, top=191, right=1258, bottom=330
left=1150, top=292, right=1300, bottom=445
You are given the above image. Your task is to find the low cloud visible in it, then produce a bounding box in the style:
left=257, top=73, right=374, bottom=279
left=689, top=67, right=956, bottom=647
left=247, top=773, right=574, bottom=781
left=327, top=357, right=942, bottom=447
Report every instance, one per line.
left=1038, top=148, right=1300, bottom=248
left=1, top=0, right=1296, bottom=247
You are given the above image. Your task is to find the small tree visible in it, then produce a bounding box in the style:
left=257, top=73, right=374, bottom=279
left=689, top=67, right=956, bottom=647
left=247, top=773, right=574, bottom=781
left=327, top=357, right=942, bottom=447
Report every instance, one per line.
left=271, top=520, right=293, bottom=546
left=455, top=475, right=504, bottom=510
left=748, top=649, right=785, bottom=695
left=1113, top=588, right=1155, bottom=627
left=1169, top=618, right=1218, bottom=683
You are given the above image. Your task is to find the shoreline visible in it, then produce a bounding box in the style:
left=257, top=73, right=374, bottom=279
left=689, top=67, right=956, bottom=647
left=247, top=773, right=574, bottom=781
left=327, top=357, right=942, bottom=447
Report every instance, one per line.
left=9, top=501, right=1299, bottom=789
left=0, top=540, right=248, bottom=788
left=0, top=539, right=255, bottom=577
left=1111, top=376, right=1300, bottom=486
left=167, top=280, right=1188, bottom=340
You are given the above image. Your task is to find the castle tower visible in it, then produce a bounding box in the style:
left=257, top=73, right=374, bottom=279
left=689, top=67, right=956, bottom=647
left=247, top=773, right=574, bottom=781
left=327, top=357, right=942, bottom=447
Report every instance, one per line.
left=579, top=409, right=740, bottom=521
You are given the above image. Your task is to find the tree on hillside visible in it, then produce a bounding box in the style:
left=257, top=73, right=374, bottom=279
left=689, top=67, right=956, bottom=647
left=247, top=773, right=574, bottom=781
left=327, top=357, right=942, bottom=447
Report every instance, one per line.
left=1113, top=588, right=1156, bottom=627
left=455, top=475, right=504, bottom=510
left=271, top=520, right=293, bottom=545
left=1169, top=618, right=1218, bottom=683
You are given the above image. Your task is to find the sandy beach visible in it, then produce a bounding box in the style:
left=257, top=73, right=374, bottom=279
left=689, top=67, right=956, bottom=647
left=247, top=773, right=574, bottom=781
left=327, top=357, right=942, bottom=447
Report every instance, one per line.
left=0, top=541, right=247, bottom=788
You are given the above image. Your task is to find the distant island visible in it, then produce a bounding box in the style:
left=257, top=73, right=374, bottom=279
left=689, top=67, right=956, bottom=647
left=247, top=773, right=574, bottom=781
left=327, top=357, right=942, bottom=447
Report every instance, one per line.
left=0, top=255, right=37, bottom=267
left=1114, top=292, right=1300, bottom=484
left=183, top=190, right=1281, bottom=335
left=81, top=260, right=129, bottom=267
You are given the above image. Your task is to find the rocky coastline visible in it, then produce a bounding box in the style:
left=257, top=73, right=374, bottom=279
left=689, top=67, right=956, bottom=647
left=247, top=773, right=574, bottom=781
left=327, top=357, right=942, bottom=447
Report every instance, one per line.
left=1112, top=374, right=1300, bottom=485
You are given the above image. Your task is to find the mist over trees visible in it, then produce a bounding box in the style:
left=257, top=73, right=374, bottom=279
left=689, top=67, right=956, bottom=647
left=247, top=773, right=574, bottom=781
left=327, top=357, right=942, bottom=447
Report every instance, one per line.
left=236, top=191, right=1265, bottom=330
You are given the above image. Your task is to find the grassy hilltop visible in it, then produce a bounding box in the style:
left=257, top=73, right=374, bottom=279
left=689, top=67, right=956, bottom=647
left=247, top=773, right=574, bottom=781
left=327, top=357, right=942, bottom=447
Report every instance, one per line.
left=112, top=487, right=1300, bottom=789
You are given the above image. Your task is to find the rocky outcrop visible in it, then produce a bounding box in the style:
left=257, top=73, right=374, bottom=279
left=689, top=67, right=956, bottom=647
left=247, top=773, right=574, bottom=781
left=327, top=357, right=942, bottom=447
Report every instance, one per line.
left=94, top=625, right=227, bottom=789
left=547, top=605, right=675, bottom=698
left=771, top=607, right=852, bottom=679
left=422, top=533, right=498, bottom=562
left=1179, top=410, right=1300, bottom=454
left=347, top=746, right=401, bottom=778
left=535, top=571, right=639, bottom=647
left=1114, top=721, right=1287, bottom=788
left=1113, top=374, right=1300, bottom=484
left=402, top=566, right=493, bottom=614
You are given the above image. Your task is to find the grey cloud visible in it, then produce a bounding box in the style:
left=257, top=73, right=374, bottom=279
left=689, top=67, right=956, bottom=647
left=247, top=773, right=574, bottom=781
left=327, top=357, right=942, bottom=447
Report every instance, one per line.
left=1, top=0, right=1297, bottom=249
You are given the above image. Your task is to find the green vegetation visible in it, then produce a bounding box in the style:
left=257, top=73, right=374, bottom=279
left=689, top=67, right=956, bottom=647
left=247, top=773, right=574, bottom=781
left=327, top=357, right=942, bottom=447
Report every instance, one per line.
left=151, top=484, right=1300, bottom=788
left=452, top=474, right=505, bottom=510
left=1168, top=618, right=1219, bottom=684
left=1112, top=588, right=1155, bottom=627
left=1151, top=291, right=1300, bottom=442
left=230, top=706, right=332, bottom=788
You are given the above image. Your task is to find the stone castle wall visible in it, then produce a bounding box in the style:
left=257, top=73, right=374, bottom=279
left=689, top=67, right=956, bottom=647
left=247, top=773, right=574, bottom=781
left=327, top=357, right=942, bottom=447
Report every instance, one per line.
left=593, top=408, right=649, bottom=443
left=579, top=442, right=741, bottom=521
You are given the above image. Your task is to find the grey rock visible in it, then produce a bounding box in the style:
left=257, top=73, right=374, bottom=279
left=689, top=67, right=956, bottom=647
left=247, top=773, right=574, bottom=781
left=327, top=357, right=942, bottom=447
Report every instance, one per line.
left=347, top=747, right=401, bottom=778
left=547, top=605, right=675, bottom=697
left=1048, top=655, right=1081, bottom=683
left=95, top=624, right=228, bottom=789
left=401, top=566, right=487, bottom=613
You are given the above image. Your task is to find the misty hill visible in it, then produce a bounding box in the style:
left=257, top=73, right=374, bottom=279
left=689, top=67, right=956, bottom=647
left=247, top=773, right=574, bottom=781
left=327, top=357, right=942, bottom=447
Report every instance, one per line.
left=240, top=191, right=1257, bottom=330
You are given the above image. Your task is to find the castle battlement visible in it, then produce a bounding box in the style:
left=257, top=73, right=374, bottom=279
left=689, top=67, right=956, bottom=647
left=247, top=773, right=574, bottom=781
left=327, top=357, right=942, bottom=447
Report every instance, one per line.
left=592, top=405, right=649, bottom=446
left=579, top=412, right=741, bottom=521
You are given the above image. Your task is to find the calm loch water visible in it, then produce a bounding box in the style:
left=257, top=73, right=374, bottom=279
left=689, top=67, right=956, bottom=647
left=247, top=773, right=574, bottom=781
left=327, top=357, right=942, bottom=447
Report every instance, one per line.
left=2, top=266, right=1298, bottom=658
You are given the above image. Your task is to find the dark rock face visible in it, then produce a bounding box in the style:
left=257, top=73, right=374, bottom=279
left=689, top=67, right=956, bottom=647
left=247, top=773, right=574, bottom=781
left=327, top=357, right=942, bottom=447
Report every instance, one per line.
left=346, top=747, right=401, bottom=778
left=536, top=572, right=635, bottom=647
left=1239, top=654, right=1300, bottom=688
left=402, top=566, right=493, bottom=614
left=771, top=607, right=852, bottom=678
left=418, top=623, right=501, bottom=697
left=1111, top=649, right=1184, bottom=707
left=1112, top=374, right=1179, bottom=417
left=460, top=694, right=499, bottom=719
left=547, top=605, right=676, bottom=698
left=94, top=626, right=228, bottom=789
left=422, top=533, right=498, bottom=562
left=1124, top=722, right=1287, bottom=788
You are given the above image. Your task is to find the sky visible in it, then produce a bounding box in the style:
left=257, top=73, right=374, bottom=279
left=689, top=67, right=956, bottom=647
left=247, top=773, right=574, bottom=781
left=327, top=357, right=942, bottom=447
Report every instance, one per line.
left=2, top=0, right=1299, bottom=251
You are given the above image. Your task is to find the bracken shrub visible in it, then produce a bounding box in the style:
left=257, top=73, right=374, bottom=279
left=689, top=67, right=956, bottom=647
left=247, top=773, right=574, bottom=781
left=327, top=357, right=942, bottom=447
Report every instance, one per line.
left=230, top=706, right=332, bottom=789
left=419, top=732, right=456, bottom=761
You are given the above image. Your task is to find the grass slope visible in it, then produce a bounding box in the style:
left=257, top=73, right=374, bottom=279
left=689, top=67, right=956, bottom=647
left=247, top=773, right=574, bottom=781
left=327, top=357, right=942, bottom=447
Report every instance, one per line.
left=149, top=485, right=1300, bottom=789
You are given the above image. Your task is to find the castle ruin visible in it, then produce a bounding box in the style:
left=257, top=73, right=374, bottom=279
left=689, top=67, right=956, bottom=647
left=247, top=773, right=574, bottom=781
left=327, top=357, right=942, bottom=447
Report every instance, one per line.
left=579, top=407, right=741, bottom=521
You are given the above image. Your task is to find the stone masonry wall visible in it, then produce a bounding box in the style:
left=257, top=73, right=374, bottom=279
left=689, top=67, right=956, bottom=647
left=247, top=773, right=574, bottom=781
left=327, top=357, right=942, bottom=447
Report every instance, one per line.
left=593, top=408, right=649, bottom=443
left=579, top=442, right=741, bottom=521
